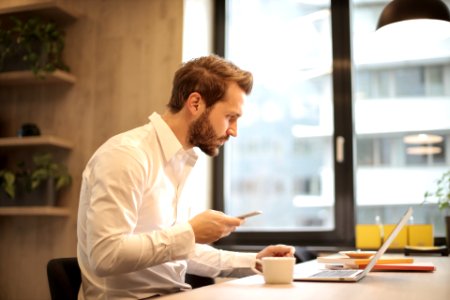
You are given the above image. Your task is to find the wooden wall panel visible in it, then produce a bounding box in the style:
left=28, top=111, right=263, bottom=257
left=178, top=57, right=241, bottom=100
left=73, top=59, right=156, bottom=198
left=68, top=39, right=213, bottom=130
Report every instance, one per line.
left=0, top=0, right=184, bottom=299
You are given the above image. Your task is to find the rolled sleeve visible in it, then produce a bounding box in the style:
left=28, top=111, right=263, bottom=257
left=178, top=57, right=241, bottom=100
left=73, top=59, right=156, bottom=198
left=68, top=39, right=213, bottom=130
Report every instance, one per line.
left=186, top=244, right=258, bottom=278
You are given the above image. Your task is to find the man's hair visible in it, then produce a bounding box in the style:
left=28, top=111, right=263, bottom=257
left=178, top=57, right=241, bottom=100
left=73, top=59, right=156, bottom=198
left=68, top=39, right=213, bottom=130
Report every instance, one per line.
left=167, top=55, right=253, bottom=113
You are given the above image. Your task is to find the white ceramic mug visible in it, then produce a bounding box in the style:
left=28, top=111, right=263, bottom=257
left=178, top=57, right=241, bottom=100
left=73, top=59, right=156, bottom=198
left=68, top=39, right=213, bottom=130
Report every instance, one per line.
left=261, top=257, right=295, bottom=284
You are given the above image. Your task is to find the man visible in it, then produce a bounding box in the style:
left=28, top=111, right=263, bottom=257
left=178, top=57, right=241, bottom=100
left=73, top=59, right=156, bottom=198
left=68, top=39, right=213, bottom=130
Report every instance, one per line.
left=77, top=55, right=294, bottom=300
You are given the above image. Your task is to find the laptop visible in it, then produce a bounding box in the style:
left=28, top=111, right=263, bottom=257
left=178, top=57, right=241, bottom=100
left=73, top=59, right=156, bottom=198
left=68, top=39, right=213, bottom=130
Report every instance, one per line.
left=294, top=207, right=413, bottom=282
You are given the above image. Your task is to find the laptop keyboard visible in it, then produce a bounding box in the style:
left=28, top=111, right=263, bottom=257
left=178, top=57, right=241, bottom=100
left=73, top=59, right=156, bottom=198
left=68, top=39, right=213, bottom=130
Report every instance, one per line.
left=310, top=269, right=359, bottom=278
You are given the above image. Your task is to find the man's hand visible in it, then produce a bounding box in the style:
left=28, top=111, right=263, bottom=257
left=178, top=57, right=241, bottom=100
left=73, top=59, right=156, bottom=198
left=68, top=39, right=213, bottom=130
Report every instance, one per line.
left=255, top=245, right=296, bottom=271
left=189, top=210, right=243, bottom=244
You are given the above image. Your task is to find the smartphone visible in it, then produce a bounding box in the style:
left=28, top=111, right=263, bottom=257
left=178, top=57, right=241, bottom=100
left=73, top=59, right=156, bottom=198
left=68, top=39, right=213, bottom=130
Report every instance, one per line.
left=235, top=210, right=263, bottom=219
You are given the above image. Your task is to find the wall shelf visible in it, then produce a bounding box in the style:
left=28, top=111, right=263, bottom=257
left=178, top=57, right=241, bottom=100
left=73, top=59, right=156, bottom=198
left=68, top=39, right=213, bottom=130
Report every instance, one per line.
left=0, top=1, right=77, bottom=224
left=0, top=206, right=70, bottom=217
left=0, top=70, right=76, bottom=85
left=0, top=0, right=80, bottom=24
left=0, top=135, right=73, bottom=150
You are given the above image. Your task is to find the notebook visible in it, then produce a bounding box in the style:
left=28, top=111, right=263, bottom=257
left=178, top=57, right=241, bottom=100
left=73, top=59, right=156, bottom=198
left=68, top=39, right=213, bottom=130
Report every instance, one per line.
left=293, top=207, right=413, bottom=282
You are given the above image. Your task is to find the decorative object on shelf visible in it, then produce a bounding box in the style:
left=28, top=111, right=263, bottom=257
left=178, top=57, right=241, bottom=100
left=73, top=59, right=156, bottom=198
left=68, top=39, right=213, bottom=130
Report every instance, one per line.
left=424, top=170, right=450, bottom=250
left=17, top=122, right=41, bottom=137
left=0, top=152, right=71, bottom=206
left=0, top=15, right=70, bottom=77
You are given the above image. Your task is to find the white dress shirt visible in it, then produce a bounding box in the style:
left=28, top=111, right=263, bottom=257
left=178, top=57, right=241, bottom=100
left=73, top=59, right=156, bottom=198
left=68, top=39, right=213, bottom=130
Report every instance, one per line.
left=77, top=112, right=257, bottom=300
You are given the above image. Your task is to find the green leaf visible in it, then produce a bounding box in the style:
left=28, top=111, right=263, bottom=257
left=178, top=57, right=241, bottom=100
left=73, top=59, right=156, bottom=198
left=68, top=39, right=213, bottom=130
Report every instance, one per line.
left=424, top=170, right=450, bottom=212
left=56, top=175, right=71, bottom=190
left=0, top=170, right=16, bottom=198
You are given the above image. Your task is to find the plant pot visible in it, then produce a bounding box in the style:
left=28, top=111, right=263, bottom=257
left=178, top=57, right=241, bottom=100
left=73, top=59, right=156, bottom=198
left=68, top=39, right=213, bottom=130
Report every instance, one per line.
left=0, top=178, right=56, bottom=207
left=0, top=47, right=32, bottom=72
left=0, top=43, right=50, bottom=73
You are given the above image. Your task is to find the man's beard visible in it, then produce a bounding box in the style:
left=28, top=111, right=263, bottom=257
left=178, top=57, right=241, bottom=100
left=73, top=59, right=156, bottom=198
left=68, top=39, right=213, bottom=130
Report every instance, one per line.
left=188, top=109, right=228, bottom=157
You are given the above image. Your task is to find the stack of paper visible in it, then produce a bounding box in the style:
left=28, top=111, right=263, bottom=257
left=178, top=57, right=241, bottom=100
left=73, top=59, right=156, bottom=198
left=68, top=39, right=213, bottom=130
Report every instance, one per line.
left=318, top=254, right=435, bottom=272
left=317, top=254, right=413, bottom=266
left=356, top=262, right=435, bottom=271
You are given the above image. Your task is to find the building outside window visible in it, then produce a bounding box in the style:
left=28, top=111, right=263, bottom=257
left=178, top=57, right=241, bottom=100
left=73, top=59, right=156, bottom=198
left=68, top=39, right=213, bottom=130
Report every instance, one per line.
left=216, top=0, right=450, bottom=246
left=352, top=0, right=450, bottom=235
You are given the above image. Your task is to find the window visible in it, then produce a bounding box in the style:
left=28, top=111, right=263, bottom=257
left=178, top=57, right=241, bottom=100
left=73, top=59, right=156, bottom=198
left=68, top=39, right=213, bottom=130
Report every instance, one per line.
left=214, top=0, right=450, bottom=247
left=353, top=0, right=450, bottom=236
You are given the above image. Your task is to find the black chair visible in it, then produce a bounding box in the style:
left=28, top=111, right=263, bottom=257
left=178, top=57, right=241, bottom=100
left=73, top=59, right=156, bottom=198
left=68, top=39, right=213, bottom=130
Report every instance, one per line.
left=47, top=256, right=213, bottom=298
left=294, top=246, right=317, bottom=263
left=185, top=273, right=215, bottom=289
left=47, top=257, right=81, bottom=300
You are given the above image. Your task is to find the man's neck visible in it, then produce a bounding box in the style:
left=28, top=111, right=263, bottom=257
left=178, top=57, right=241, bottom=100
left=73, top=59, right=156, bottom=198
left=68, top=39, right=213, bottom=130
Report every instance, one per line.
left=161, top=110, right=191, bottom=150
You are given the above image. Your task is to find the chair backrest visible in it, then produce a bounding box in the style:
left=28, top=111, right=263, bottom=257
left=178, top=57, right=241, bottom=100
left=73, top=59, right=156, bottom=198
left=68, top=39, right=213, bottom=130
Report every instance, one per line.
left=46, top=256, right=213, bottom=298
left=185, top=273, right=215, bottom=289
left=47, top=257, right=81, bottom=300
left=294, top=246, right=317, bottom=263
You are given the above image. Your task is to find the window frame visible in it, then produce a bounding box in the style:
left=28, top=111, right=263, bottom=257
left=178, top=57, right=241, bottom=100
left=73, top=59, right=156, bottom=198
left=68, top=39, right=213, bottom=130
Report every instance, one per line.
left=212, top=0, right=356, bottom=247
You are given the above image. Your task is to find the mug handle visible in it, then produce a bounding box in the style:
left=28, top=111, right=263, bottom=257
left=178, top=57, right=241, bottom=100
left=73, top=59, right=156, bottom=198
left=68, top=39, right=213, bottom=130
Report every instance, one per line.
left=253, top=259, right=263, bottom=274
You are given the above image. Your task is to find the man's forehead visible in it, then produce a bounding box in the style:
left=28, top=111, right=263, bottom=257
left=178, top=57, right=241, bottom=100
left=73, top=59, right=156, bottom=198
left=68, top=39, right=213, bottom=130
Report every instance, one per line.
left=215, top=97, right=244, bottom=115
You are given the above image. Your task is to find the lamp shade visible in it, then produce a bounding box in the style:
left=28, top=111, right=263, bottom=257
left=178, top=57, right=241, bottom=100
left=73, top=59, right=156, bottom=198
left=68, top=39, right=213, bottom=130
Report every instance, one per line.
left=377, top=0, right=450, bottom=30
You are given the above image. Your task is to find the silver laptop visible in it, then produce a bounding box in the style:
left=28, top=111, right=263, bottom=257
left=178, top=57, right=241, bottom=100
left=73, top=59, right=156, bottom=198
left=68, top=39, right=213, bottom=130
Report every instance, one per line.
left=294, top=207, right=413, bottom=282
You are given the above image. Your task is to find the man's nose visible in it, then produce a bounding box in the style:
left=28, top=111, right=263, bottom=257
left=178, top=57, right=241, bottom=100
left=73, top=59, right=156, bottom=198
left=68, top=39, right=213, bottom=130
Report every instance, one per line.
left=226, top=127, right=237, bottom=137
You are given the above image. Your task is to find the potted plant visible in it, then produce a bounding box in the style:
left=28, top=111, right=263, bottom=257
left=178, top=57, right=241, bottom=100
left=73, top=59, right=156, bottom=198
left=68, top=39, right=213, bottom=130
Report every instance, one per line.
left=424, top=170, right=450, bottom=249
left=0, top=15, right=69, bottom=77
left=0, top=152, right=71, bottom=206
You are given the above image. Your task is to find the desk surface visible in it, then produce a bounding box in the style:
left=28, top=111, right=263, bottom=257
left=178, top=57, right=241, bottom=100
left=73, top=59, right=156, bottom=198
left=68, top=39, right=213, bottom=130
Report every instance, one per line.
left=161, top=256, right=450, bottom=300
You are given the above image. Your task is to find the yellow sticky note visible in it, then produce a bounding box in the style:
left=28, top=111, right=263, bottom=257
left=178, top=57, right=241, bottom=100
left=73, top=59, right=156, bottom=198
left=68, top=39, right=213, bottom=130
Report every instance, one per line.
left=383, top=224, right=407, bottom=249
left=408, top=224, right=433, bottom=247
left=355, top=224, right=382, bottom=249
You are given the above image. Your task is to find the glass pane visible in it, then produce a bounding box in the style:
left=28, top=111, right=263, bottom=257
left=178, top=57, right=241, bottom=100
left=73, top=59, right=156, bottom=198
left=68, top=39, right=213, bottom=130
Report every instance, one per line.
left=224, top=0, right=334, bottom=231
left=352, top=0, right=450, bottom=237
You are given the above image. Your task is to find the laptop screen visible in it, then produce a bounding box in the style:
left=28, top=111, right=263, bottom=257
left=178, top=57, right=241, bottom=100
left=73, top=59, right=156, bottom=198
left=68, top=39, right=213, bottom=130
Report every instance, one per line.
left=360, top=207, right=413, bottom=276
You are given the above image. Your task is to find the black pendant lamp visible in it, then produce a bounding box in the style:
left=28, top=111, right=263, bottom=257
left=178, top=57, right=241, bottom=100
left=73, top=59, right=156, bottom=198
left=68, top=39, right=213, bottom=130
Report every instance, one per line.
left=377, top=0, right=450, bottom=30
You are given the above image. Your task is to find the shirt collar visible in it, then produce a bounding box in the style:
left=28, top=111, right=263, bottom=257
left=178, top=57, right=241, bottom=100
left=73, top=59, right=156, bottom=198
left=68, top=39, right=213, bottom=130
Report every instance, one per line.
left=149, top=112, right=198, bottom=162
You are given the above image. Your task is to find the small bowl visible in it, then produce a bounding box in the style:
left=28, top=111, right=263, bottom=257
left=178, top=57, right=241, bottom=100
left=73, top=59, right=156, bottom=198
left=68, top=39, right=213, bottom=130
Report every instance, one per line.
left=339, top=250, right=376, bottom=259
left=17, top=123, right=41, bottom=137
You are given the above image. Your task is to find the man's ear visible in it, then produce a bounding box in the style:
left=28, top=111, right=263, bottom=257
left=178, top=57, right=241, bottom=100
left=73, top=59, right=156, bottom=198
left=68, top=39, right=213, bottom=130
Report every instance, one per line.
left=186, top=92, right=203, bottom=115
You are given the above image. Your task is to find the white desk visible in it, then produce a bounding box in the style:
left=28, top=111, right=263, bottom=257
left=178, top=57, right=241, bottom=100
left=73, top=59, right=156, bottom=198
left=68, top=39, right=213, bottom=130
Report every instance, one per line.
left=161, top=256, right=450, bottom=300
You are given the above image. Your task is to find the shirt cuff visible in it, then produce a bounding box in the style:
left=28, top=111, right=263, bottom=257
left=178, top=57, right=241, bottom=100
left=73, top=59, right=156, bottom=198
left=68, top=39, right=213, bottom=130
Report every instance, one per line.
left=229, top=251, right=258, bottom=269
